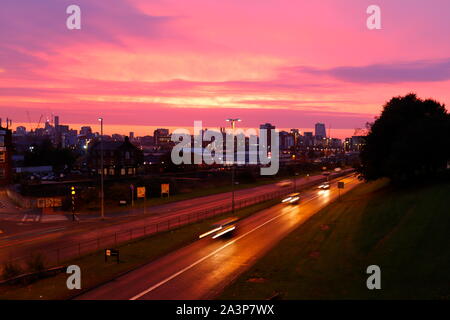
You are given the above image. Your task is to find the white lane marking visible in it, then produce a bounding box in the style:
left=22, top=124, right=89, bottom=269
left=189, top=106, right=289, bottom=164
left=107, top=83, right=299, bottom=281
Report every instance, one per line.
left=129, top=194, right=322, bottom=300
left=130, top=174, right=358, bottom=300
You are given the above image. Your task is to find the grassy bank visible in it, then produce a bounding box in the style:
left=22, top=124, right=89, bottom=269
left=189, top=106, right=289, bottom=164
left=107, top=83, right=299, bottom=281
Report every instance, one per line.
left=219, top=179, right=450, bottom=300
left=0, top=198, right=280, bottom=300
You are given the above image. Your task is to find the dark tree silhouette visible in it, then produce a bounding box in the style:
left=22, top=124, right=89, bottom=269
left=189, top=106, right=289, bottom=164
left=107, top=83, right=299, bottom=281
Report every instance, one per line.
left=360, top=93, right=450, bottom=182
left=24, top=139, right=77, bottom=170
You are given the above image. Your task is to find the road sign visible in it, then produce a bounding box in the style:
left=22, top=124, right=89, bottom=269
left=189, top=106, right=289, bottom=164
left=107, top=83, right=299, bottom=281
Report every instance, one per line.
left=105, top=248, right=120, bottom=263
left=338, top=181, right=345, bottom=189
left=161, top=184, right=170, bottom=197
left=137, top=186, right=146, bottom=198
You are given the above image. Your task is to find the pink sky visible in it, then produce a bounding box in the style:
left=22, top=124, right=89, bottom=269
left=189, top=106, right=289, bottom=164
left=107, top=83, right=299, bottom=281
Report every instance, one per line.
left=1, top=0, right=450, bottom=138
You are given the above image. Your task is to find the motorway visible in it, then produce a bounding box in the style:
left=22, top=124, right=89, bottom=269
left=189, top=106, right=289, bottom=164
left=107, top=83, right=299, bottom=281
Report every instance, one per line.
left=0, top=171, right=346, bottom=264
left=77, top=173, right=360, bottom=300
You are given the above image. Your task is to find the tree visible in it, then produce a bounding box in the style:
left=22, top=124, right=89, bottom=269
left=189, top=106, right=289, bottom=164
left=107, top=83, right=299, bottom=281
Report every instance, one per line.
left=24, top=139, right=77, bottom=170
left=360, top=93, right=450, bottom=183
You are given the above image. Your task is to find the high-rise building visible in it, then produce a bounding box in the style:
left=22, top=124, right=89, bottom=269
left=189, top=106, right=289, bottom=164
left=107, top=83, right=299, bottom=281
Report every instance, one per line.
left=290, top=129, right=300, bottom=147
left=259, top=123, right=276, bottom=152
left=315, top=123, right=326, bottom=139
left=303, top=132, right=314, bottom=147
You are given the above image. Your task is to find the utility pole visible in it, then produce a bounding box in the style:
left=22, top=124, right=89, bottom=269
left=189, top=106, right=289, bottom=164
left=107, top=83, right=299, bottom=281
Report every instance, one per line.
left=226, top=118, right=241, bottom=214
left=293, top=172, right=299, bottom=192
left=98, top=117, right=105, bottom=220
left=130, top=184, right=134, bottom=208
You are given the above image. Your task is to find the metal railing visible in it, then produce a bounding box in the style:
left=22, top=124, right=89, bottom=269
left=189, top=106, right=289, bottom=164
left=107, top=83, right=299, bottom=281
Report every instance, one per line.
left=1, top=170, right=353, bottom=277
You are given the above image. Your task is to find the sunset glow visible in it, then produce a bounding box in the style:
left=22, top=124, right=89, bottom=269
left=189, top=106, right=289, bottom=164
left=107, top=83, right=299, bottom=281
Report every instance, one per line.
left=1, top=0, right=450, bottom=134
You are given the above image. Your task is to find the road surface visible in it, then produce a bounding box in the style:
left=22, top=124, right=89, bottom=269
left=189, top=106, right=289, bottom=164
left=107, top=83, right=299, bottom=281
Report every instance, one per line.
left=0, top=171, right=347, bottom=265
left=77, top=174, right=360, bottom=300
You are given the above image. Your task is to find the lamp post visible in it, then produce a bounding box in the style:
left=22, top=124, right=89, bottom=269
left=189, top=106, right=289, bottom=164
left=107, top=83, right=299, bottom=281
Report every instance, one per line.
left=225, top=118, right=241, bottom=214
left=293, top=172, right=299, bottom=192
left=98, top=117, right=104, bottom=220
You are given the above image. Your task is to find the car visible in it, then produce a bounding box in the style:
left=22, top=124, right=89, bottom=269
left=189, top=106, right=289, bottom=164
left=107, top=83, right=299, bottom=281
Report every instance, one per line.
left=318, top=183, right=330, bottom=190
left=277, top=180, right=292, bottom=188
left=199, top=217, right=239, bottom=239
left=281, top=192, right=301, bottom=204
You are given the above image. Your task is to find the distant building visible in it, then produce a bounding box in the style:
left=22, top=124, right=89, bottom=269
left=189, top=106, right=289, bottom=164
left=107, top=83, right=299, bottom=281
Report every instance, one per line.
left=15, top=126, right=27, bottom=136
left=0, top=122, right=13, bottom=185
left=154, top=128, right=171, bottom=147
left=111, top=134, right=124, bottom=141
left=259, top=123, right=276, bottom=153
left=351, top=136, right=366, bottom=151
left=87, top=137, right=143, bottom=176
left=138, top=135, right=154, bottom=146
left=80, top=126, right=93, bottom=138
left=303, top=132, right=314, bottom=147
left=315, top=123, right=326, bottom=139
left=279, top=131, right=294, bottom=150
left=290, top=129, right=300, bottom=147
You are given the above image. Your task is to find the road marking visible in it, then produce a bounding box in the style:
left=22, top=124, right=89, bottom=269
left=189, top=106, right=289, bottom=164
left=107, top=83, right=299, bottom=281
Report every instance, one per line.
left=129, top=193, right=324, bottom=300
left=129, top=174, right=358, bottom=300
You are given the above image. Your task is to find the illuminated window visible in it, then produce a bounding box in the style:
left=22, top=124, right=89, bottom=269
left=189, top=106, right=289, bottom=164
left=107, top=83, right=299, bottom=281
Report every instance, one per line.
left=0, top=152, right=5, bottom=163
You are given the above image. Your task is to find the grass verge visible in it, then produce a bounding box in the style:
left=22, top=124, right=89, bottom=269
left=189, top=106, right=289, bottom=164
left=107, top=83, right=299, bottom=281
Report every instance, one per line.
left=0, top=198, right=280, bottom=300
left=219, top=179, right=450, bottom=300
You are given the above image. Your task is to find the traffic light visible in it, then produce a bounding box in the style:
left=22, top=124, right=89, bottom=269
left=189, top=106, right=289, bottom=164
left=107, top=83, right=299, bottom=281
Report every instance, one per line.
left=70, top=186, right=76, bottom=221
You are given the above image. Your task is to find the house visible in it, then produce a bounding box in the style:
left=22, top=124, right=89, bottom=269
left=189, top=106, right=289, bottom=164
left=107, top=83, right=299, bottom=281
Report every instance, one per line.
left=0, top=123, right=13, bottom=185
left=87, top=136, right=143, bottom=177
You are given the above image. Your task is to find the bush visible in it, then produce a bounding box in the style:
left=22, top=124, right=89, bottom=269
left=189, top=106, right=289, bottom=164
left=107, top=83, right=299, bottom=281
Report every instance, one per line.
left=26, top=253, right=46, bottom=273
left=1, top=261, right=23, bottom=280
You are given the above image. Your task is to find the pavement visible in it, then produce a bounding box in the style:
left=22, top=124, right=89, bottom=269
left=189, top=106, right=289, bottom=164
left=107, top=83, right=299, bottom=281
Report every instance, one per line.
left=76, top=173, right=361, bottom=299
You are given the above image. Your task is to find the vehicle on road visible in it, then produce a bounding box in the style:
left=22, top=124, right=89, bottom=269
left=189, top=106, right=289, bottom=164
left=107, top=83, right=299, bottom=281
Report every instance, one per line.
left=199, top=217, right=239, bottom=239
left=318, top=183, right=330, bottom=190
left=276, top=180, right=292, bottom=187
left=281, top=192, right=301, bottom=204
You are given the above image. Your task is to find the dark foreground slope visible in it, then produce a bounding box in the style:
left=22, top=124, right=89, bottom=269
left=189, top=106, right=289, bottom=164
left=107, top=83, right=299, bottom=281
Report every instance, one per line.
left=220, top=179, right=450, bottom=299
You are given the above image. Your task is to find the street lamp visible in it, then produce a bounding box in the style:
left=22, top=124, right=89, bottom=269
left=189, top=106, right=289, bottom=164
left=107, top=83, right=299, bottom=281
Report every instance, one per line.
left=98, top=117, right=104, bottom=220
left=293, top=172, right=299, bottom=192
left=225, top=118, right=241, bottom=214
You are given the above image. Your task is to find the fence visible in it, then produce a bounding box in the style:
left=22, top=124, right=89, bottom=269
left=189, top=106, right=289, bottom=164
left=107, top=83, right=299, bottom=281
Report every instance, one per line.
left=1, top=170, right=353, bottom=277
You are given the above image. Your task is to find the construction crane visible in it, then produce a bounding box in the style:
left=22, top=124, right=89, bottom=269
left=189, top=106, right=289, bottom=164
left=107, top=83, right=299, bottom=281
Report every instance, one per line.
left=26, top=111, right=33, bottom=129
left=36, top=114, right=43, bottom=130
